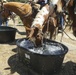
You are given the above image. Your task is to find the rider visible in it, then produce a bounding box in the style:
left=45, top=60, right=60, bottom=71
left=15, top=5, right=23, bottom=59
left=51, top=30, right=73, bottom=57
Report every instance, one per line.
left=37, top=0, right=48, bottom=8
left=0, top=0, right=8, bottom=26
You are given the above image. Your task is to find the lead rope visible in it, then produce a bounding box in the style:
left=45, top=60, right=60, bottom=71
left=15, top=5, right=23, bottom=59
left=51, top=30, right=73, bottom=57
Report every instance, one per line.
left=45, top=5, right=51, bottom=39
left=46, top=17, right=50, bottom=39
left=46, top=4, right=55, bottom=39
left=62, top=28, right=76, bottom=41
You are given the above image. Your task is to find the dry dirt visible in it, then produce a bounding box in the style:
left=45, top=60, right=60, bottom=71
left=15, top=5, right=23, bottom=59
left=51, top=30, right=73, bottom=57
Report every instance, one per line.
left=0, top=19, right=76, bottom=75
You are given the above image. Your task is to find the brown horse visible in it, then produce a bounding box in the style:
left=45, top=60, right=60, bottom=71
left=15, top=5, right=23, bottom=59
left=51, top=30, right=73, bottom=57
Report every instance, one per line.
left=66, top=0, right=76, bottom=37
left=0, top=2, right=39, bottom=35
left=28, top=4, right=58, bottom=46
left=58, top=0, right=76, bottom=37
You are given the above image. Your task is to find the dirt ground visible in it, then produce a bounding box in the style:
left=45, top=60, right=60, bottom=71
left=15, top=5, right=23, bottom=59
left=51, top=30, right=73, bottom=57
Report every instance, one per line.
left=0, top=18, right=76, bottom=75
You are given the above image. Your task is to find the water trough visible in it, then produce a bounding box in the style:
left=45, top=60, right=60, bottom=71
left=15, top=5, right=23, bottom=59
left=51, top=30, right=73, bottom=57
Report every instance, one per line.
left=0, top=26, right=16, bottom=43
left=16, top=38, right=68, bottom=75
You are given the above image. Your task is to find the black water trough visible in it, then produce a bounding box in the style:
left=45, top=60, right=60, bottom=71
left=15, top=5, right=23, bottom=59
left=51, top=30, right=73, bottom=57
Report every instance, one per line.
left=0, top=26, right=16, bottom=43
left=16, top=38, right=68, bottom=75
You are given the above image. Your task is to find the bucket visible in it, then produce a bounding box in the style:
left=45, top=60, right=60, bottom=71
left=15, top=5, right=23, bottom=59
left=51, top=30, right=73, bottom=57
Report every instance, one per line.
left=16, top=38, right=68, bottom=75
left=0, top=26, right=16, bottom=43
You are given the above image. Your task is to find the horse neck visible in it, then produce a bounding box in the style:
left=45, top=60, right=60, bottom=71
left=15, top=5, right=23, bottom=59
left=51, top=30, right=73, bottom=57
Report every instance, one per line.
left=4, top=2, right=32, bottom=18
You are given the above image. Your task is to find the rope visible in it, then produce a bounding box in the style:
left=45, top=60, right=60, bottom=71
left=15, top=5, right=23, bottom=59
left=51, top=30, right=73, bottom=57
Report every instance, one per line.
left=61, top=29, right=76, bottom=41
left=46, top=17, right=50, bottom=32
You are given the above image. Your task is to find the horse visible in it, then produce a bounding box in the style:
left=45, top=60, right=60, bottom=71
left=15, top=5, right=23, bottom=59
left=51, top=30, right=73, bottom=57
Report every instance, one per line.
left=66, top=0, right=76, bottom=37
left=28, top=3, right=60, bottom=46
left=56, top=0, right=76, bottom=37
left=0, top=2, right=40, bottom=36
left=0, top=1, right=67, bottom=46
left=28, top=0, right=67, bottom=46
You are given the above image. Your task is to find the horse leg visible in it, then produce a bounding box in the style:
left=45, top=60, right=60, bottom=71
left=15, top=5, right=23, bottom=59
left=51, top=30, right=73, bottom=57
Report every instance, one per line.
left=60, top=30, right=64, bottom=42
left=24, top=26, right=31, bottom=37
left=49, top=17, right=58, bottom=40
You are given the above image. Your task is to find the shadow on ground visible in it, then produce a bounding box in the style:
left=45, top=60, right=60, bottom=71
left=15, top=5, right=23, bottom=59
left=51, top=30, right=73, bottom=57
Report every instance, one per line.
left=4, top=51, right=76, bottom=75
left=0, top=39, right=18, bottom=45
left=5, top=54, right=40, bottom=75
left=16, top=29, right=26, bottom=35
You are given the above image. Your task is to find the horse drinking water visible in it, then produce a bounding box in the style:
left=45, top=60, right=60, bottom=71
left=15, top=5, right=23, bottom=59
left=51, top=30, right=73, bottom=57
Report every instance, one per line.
left=28, top=3, right=60, bottom=46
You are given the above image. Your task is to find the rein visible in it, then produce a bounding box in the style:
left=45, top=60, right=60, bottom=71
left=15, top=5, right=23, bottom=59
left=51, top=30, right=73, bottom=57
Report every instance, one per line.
left=62, top=28, right=76, bottom=41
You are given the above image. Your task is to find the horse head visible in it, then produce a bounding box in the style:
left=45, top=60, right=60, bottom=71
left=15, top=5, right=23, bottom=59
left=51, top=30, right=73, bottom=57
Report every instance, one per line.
left=28, top=27, right=43, bottom=47
left=0, top=3, right=12, bottom=23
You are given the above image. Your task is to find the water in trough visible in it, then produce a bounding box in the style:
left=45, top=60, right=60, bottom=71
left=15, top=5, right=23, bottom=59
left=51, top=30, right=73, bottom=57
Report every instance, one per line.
left=19, top=39, right=65, bottom=55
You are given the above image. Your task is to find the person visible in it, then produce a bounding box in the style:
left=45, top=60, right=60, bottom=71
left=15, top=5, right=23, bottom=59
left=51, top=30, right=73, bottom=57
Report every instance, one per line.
left=37, top=0, right=47, bottom=7
left=0, top=0, right=8, bottom=26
